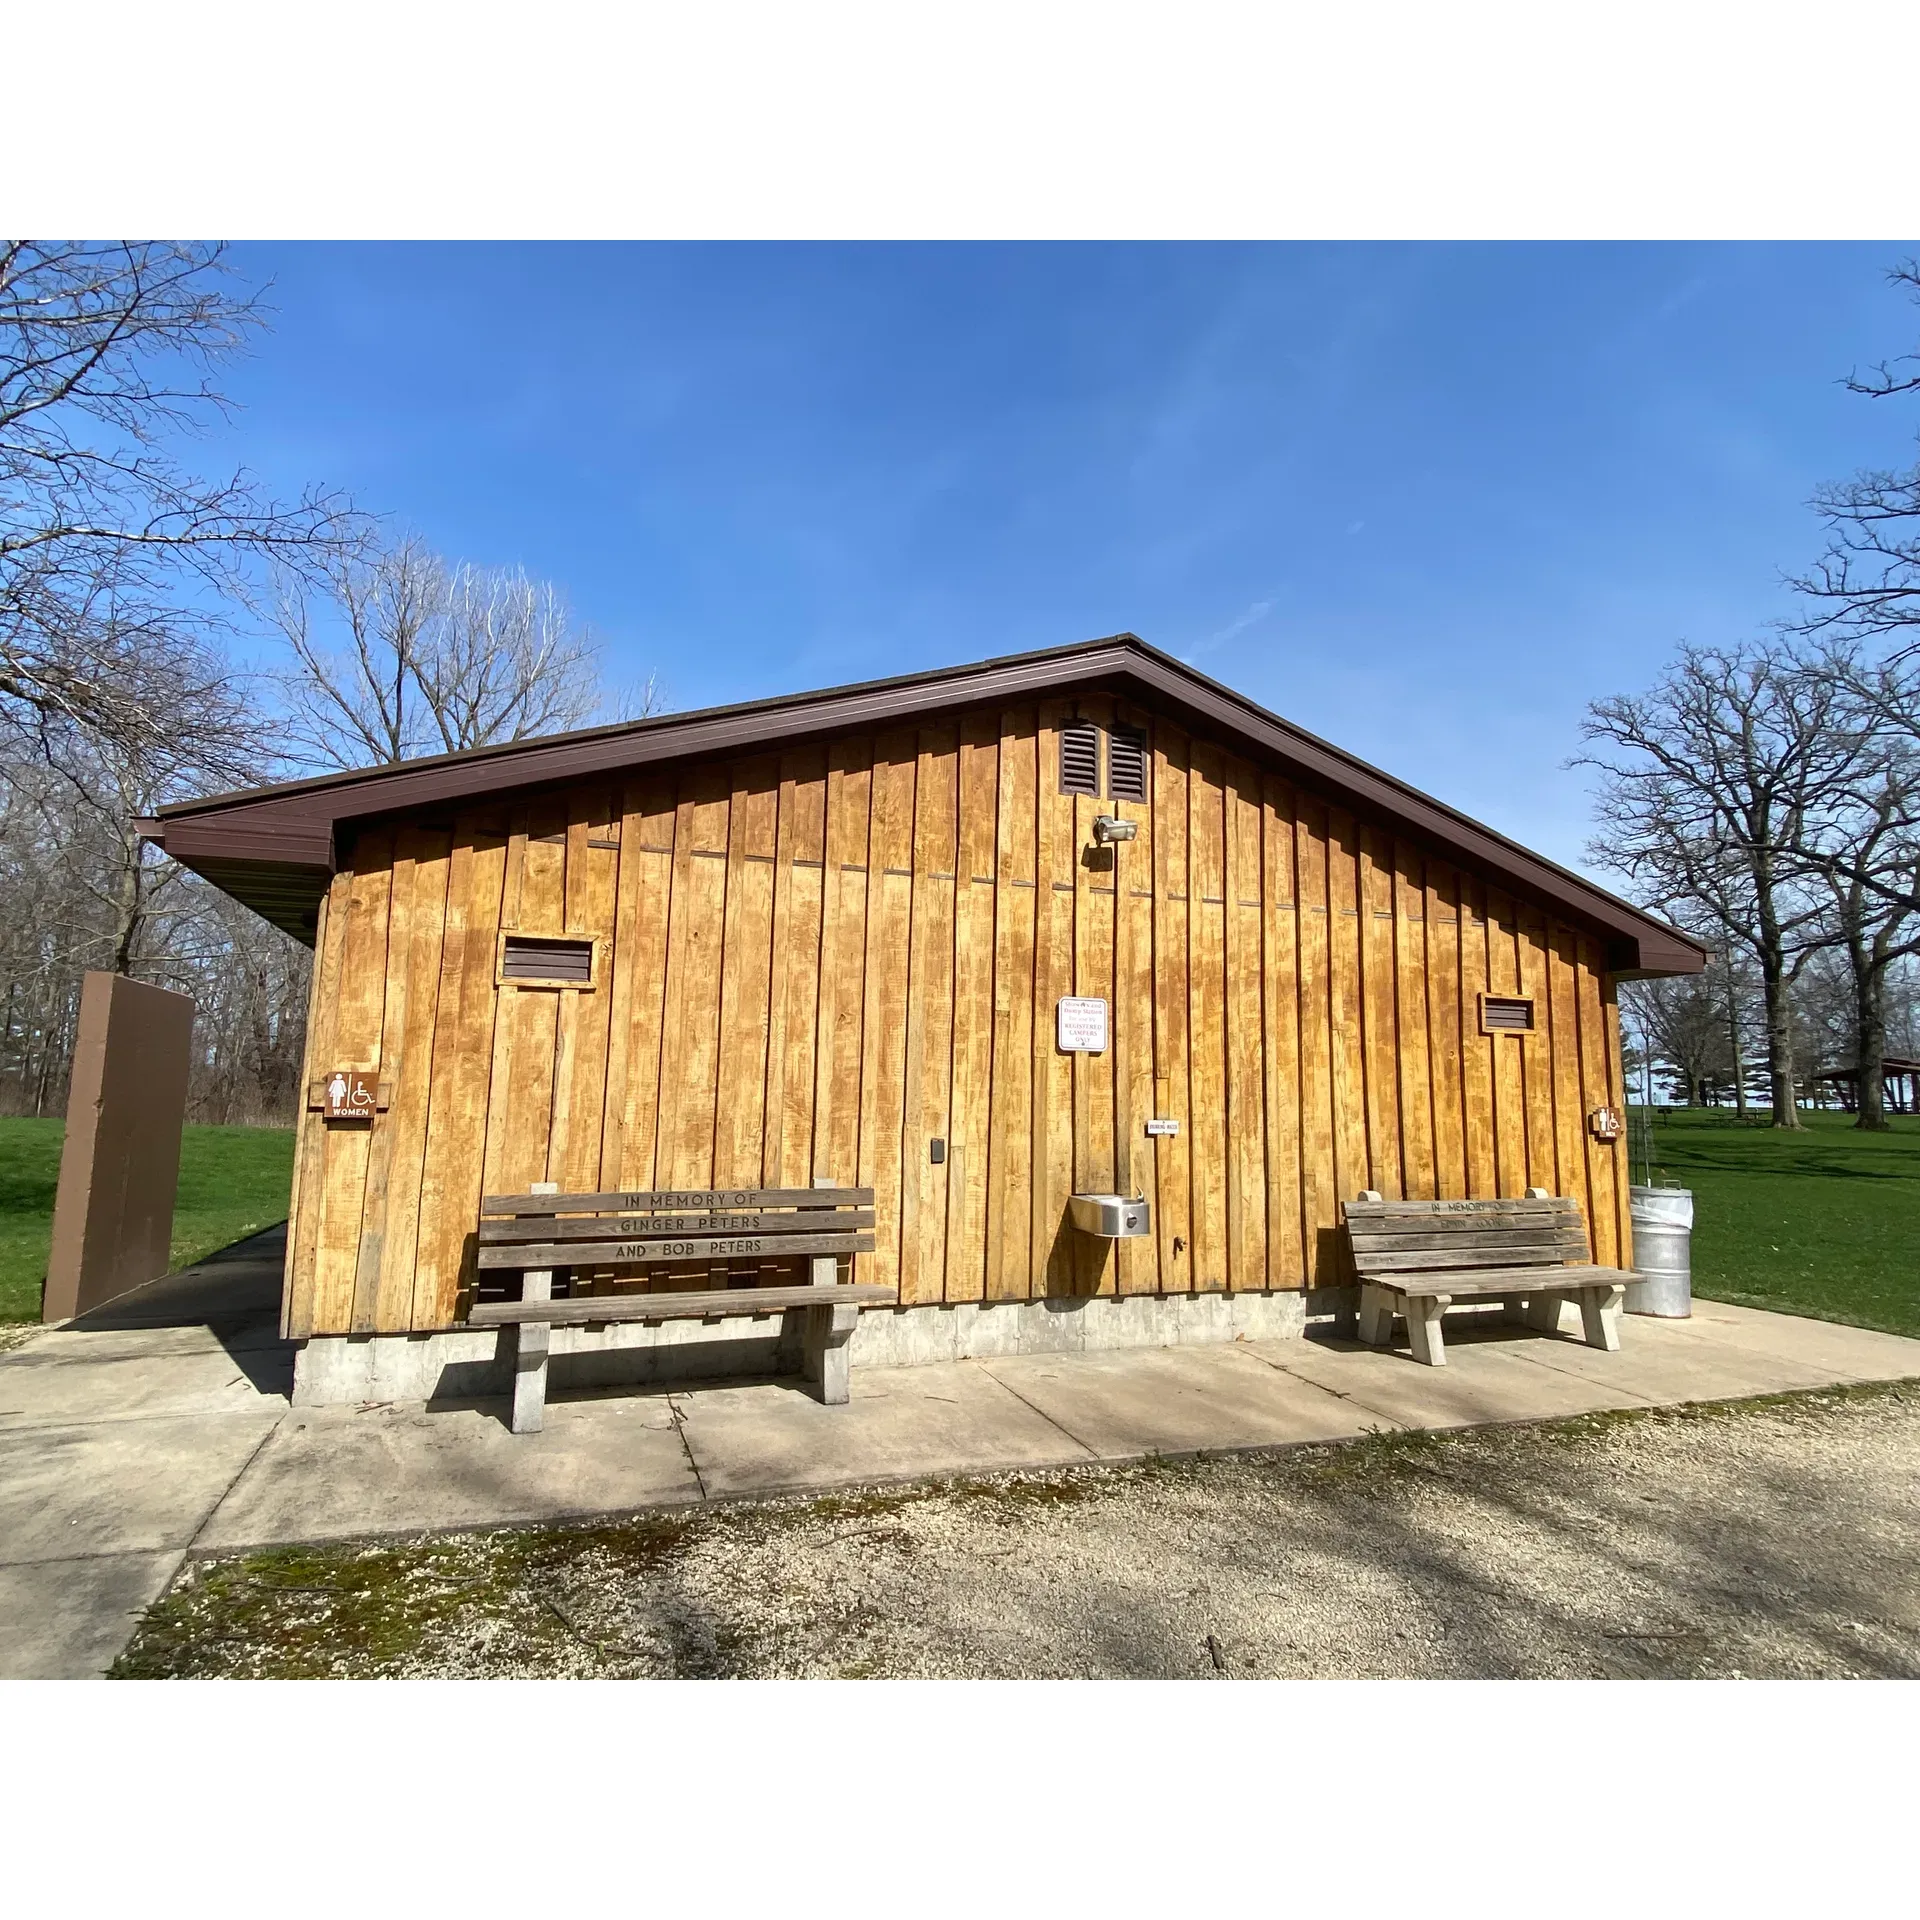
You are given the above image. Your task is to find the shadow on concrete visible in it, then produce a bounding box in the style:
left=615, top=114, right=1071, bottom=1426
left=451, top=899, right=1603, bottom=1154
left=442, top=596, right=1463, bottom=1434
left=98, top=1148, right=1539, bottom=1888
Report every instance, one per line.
left=1302, top=1300, right=1573, bottom=1358
left=61, top=1223, right=293, bottom=1396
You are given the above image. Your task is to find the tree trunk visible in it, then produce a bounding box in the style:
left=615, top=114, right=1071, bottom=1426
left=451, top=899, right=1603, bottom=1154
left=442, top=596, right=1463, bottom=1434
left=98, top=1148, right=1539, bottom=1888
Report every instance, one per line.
left=110, top=825, right=146, bottom=976
left=1759, top=961, right=1801, bottom=1125
left=1750, top=853, right=1802, bottom=1128
left=1728, top=994, right=1749, bottom=1115
left=1850, top=940, right=1889, bottom=1133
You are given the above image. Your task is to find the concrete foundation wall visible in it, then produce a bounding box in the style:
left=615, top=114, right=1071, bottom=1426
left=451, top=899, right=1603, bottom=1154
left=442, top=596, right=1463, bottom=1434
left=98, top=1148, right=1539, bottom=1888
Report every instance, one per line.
left=291, top=1287, right=1344, bottom=1408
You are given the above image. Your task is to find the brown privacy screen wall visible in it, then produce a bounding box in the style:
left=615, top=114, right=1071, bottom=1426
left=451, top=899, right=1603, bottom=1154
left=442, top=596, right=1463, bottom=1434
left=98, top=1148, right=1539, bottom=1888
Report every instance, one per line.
left=43, top=972, right=194, bottom=1322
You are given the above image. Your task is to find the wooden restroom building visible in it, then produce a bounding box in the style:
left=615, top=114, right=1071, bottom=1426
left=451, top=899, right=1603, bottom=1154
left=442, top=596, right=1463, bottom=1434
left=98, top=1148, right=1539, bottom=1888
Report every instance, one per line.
left=143, top=636, right=1706, bottom=1398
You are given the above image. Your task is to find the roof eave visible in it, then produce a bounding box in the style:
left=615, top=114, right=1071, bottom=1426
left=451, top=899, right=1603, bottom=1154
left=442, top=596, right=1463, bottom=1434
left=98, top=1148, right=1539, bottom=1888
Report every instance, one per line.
left=142, top=634, right=1710, bottom=975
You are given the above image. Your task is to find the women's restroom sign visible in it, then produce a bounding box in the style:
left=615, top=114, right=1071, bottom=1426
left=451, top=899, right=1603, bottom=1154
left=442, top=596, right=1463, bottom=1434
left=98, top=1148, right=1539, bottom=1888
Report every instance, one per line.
left=1056, top=996, right=1109, bottom=1053
left=322, top=1069, right=379, bottom=1120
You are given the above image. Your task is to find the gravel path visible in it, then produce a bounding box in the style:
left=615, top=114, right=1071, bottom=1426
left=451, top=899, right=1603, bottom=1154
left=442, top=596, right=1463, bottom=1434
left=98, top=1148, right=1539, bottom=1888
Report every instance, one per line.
left=119, top=1383, right=1920, bottom=1678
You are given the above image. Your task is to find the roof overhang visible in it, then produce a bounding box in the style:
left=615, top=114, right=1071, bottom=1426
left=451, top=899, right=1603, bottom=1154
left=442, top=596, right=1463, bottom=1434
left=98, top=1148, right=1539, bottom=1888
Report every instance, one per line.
left=140, top=634, right=1709, bottom=976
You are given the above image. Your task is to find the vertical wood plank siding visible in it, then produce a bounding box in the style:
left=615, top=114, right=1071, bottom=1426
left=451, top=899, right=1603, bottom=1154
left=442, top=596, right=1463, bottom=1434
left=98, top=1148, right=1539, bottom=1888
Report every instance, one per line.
left=283, top=708, right=1637, bottom=1333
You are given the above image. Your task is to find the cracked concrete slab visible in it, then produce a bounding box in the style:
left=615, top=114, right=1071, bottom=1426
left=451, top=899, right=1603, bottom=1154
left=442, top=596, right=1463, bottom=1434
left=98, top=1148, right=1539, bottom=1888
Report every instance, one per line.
left=0, top=1412, right=283, bottom=1564
left=0, top=1346, right=292, bottom=1425
left=674, top=1360, right=1094, bottom=1498
left=0, top=1551, right=186, bottom=1679
left=1513, top=1326, right=1838, bottom=1402
left=1653, top=1301, right=1920, bottom=1383
left=193, top=1391, right=699, bottom=1551
left=979, top=1343, right=1392, bottom=1457
left=1262, top=1332, right=1663, bottom=1429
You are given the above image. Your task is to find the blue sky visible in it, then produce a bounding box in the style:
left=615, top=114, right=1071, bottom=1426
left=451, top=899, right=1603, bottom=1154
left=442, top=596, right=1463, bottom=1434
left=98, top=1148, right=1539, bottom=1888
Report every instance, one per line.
left=216, top=241, right=1914, bottom=876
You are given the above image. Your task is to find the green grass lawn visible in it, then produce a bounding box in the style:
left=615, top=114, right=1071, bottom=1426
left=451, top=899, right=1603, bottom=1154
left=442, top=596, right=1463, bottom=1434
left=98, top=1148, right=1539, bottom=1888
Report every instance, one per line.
left=1633, top=1107, right=1920, bottom=1339
left=0, top=1117, right=294, bottom=1324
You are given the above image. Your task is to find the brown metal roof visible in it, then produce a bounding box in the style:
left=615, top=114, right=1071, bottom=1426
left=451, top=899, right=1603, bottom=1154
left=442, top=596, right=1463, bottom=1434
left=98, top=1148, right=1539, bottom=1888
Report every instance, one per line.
left=138, top=632, right=1707, bottom=975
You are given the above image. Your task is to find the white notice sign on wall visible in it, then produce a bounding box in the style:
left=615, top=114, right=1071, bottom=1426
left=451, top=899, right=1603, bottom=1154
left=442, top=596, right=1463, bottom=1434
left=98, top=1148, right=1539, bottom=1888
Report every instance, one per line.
left=1056, top=996, right=1109, bottom=1053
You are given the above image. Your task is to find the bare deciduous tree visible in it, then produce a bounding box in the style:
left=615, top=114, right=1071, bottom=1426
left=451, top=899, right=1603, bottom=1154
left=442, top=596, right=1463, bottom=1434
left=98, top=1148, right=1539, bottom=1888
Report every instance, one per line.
left=0, top=241, right=360, bottom=759
left=0, top=734, right=309, bottom=1123
left=1621, top=966, right=1733, bottom=1108
left=0, top=240, right=353, bottom=1124
left=1579, top=643, right=1861, bottom=1127
left=270, top=535, right=657, bottom=770
left=1790, top=260, right=1920, bottom=657
left=1797, top=751, right=1920, bottom=1128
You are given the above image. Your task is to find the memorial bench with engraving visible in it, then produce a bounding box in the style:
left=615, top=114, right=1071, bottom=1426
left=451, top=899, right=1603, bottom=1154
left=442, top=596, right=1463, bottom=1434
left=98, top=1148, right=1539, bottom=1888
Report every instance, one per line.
left=467, top=1181, right=889, bottom=1432
left=1342, top=1188, right=1637, bottom=1368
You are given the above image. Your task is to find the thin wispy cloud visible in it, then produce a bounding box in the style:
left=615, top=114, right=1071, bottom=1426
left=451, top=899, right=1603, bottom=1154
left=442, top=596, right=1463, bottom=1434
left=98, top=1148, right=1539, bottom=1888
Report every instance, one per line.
left=1191, top=596, right=1273, bottom=657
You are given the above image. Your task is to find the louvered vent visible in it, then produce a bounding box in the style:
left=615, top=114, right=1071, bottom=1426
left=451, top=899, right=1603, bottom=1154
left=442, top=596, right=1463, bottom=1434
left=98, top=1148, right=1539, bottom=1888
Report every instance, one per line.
left=1107, top=726, right=1148, bottom=802
left=1480, top=994, right=1535, bottom=1034
left=501, top=934, right=595, bottom=986
left=1060, top=721, right=1100, bottom=795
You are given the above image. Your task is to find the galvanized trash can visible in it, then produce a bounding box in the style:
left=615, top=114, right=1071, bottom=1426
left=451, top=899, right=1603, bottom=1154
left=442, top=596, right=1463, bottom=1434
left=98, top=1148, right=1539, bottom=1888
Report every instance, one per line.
left=1627, top=1185, right=1693, bottom=1317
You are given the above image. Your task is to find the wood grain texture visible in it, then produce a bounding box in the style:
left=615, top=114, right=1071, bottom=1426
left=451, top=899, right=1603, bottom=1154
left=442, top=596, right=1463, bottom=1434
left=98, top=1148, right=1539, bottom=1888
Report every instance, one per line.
left=1151, top=724, right=1193, bottom=1293
left=1546, top=923, right=1587, bottom=1215
left=655, top=768, right=730, bottom=1193
left=483, top=801, right=563, bottom=1201
left=599, top=776, right=676, bottom=1194
left=1187, top=739, right=1228, bottom=1290
left=819, top=740, right=873, bottom=1188
left=282, top=880, right=342, bottom=1339
left=1293, top=795, right=1338, bottom=1285
left=289, top=706, right=1643, bottom=1334
left=357, top=824, right=450, bottom=1332
left=1606, top=989, right=1635, bottom=1270
left=1072, top=708, right=1118, bottom=1297
left=713, top=763, right=778, bottom=1187
left=1223, top=760, right=1266, bottom=1287
left=1358, top=823, right=1403, bottom=1200
left=986, top=709, right=1037, bottom=1301
left=548, top=793, right=618, bottom=1204
left=947, top=713, right=999, bottom=1300
left=767, top=748, right=826, bottom=1191
left=347, top=829, right=417, bottom=1334
left=1393, top=840, right=1435, bottom=1203
left=1261, top=777, right=1304, bottom=1288
left=1515, top=905, right=1557, bottom=1196
left=1033, top=701, right=1077, bottom=1297
left=1326, top=808, right=1368, bottom=1217
left=1458, top=874, right=1497, bottom=1202
left=857, top=733, right=915, bottom=1295
left=1114, top=700, right=1159, bottom=1296
left=469, top=1281, right=894, bottom=1327
left=1484, top=887, right=1527, bottom=1197
left=310, top=833, right=394, bottom=1337
left=412, top=822, right=508, bottom=1328
left=1425, top=863, right=1466, bottom=1200
left=1577, top=934, right=1623, bottom=1269
left=898, top=723, right=957, bottom=1306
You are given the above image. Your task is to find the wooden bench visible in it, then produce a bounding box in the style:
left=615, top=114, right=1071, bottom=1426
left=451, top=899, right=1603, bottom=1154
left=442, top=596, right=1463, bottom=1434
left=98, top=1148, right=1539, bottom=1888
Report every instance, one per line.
left=1342, top=1188, right=1636, bottom=1368
left=468, top=1179, right=891, bottom=1432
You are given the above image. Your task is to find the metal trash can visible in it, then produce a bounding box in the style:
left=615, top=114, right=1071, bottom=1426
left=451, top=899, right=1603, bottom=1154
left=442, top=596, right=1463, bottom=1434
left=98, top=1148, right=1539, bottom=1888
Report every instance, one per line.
left=1627, top=1186, right=1693, bottom=1317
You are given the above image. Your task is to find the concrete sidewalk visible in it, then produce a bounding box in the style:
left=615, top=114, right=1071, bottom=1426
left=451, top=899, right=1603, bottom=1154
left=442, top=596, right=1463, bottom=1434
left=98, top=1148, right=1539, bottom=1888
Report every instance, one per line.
left=6, top=1227, right=1919, bottom=1677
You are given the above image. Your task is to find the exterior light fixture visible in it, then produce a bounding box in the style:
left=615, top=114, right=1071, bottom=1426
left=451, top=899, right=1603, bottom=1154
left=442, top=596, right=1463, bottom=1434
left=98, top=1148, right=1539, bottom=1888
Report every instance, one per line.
left=1091, top=815, right=1137, bottom=844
